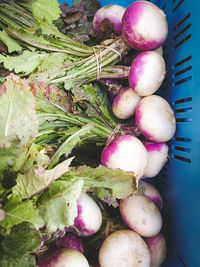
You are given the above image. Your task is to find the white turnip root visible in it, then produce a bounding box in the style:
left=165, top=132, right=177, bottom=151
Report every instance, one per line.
left=142, top=140, right=169, bottom=178
left=120, top=194, right=162, bottom=237
left=140, top=181, right=163, bottom=211
left=145, top=233, right=166, bottom=267
left=129, top=51, right=166, bottom=97
left=136, top=95, right=176, bottom=142
left=112, top=87, right=141, bottom=119
left=99, top=229, right=151, bottom=267
left=38, top=248, right=89, bottom=267
left=93, top=5, right=126, bottom=36
left=101, top=135, right=149, bottom=181
left=74, top=192, right=102, bottom=237
left=122, top=1, right=168, bottom=51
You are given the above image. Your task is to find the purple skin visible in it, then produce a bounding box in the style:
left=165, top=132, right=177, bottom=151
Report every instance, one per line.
left=101, top=135, right=133, bottom=167
left=128, top=52, right=149, bottom=90
left=55, top=233, right=84, bottom=254
left=143, top=140, right=165, bottom=152
left=144, top=233, right=166, bottom=266
left=122, top=2, right=164, bottom=50
left=74, top=201, right=96, bottom=236
left=38, top=248, right=67, bottom=267
left=141, top=180, right=163, bottom=211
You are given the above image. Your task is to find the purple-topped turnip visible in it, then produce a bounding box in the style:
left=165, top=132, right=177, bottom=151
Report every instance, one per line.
left=99, top=229, right=151, bottom=267
left=129, top=51, right=166, bottom=97
left=122, top=1, right=168, bottom=51
left=145, top=233, right=166, bottom=267
left=93, top=5, right=126, bottom=37
left=142, top=141, right=169, bottom=178
left=112, top=87, right=141, bottom=119
left=101, top=135, right=149, bottom=181
left=120, top=194, right=162, bottom=237
left=140, top=181, right=163, bottom=211
left=74, top=192, right=102, bottom=237
left=38, top=248, right=89, bottom=267
left=55, top=232, right=84, bottom=254
left=136, top=95, right=176, bottom=142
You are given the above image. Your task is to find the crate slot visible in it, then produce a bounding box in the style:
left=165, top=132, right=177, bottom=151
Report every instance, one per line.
left=173, top=154, right=191, bottom=163
left=173, top=75, right=192, bottom=86
left=176, top=254, right=187, bottom=267
left=174, top=146, right=191, bottom=153
left=174, top=136, right=191, bottom=142
left=176, top=117, right=192, bottom=122
left=175, top=107, right=192, bottom=113
left=174, top=34, right=191, bottom=50
left=174, top=97, right=192, bottom=104
left=174, top=55, right=192, bottom=68
left=173, top=23, right=191, bottom=40
left=174, top=65, right=192, bottom=77
left=173, top=13, right=191, bottom=31
left=172, top=0, right=184, bottom=13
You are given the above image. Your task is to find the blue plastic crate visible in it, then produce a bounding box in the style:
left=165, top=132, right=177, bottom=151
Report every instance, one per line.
left=59, top=0, right=200, bottom=266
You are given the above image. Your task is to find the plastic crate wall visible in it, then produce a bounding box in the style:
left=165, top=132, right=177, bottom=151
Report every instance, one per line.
left=59, top=0, right=200, bottom=266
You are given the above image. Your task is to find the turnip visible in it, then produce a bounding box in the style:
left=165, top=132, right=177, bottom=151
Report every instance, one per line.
left=38, top=248, right=89, bottom=267
left=145, top=233, right=166, bottom=267
left=136, top=95, right=176, bottom=142
left=54, top=232, right=84, bottom=254
left=140, top=181, right=163, bottom=211
left=101, top=135, right=149, bottom=181
left=99, top=229, right=151, bottom=267
left=120, top=194, right=162, bottom=237
left=122, top=1, right=168, bottom=51
left=112, top=87, right=141, bottom=119
left=142, top=140, right=169, bottom=178
left=129, top=51, right=166, bottom=97
left=74, top=192, right=102, bottom=236
left=93, top=5, right=126, bottom=37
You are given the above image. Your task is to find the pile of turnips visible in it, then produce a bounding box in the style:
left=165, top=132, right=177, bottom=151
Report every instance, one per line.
left=98, top=1, right=172, bottom=267
left=39, top=1, right=173, bottom=266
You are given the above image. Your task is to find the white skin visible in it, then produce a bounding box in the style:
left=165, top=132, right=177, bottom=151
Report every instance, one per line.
left=75, top=192, right=102, bottom=236
left=143, top=143, right=169, bottom=178
left=112, top=88, right=141, bottom=119
left=99, top=230, right=151, bottom=267
left=133, top=52, right=166, bottom=96
left=135, top=2, right=168, bottom=45
left=137, top=95, right=176, bottom=142
left=103, top=135, right=149, bottom=181
left=120, top=195, right=162, bottom=237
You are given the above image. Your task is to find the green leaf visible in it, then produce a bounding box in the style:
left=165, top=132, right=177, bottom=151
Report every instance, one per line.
left=28, top=52, right=73, bottom=85
left=0, top=50, right=47, bottom=75
left=0, top=196, right=44, bottom=234
left=0, top=30, right=22, bottom=53
left=12, top=157, right=74, bottom=199
left=0, top=254, right=36, bottom=267
left=38, top=179, right=83, bottom=233
left=1, top=222, right=42, bottom=258
left=69, top=165, right=136, bottom=201
left=0, top=74, right=38, bottom=144
left=33, top=81, right=71, bottom=113
left=32, top=0, right=61, bottom=26
left=48, top=124, right=93, bottom=168
left=0, top=136, right=22, bottom=172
